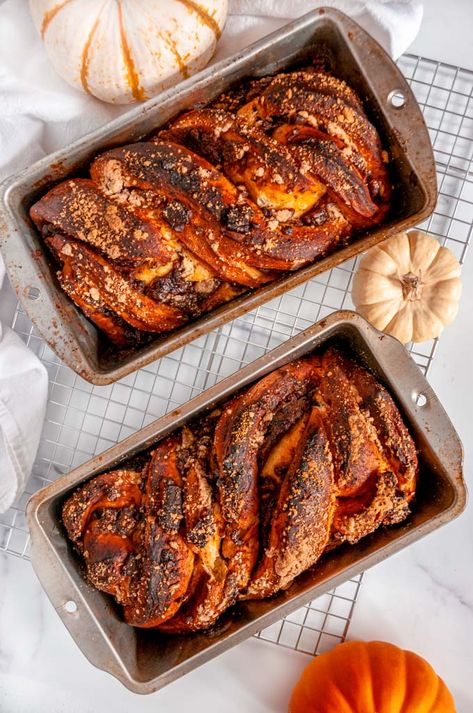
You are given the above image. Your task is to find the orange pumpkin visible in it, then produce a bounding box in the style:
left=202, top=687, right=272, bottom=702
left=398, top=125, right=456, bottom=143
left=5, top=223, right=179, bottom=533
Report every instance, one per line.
left=289, top=641, right=456, bottom=713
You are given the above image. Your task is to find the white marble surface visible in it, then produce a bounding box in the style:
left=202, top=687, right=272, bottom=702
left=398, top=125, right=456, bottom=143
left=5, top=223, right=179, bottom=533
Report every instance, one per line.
left=1, top=3, right=473, bottom=712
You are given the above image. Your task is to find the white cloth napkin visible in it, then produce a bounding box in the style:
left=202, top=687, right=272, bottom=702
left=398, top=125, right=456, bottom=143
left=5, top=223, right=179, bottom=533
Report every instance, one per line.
left=222, top=1, right=422, bottom=61
left=0, top=0, right=422, bottom=512
left=0, top=262, right=48, bottom=513
left=0, top=0, right=422, bottom=181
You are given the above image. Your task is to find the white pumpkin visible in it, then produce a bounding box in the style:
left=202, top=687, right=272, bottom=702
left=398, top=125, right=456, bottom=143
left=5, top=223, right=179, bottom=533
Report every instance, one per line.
left=352, top=230, right=462, bottom=343
left=29, top=0, right=228, bottom=104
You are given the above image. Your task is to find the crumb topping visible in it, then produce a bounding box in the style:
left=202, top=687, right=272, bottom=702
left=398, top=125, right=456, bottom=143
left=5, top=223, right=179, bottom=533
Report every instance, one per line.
left=62, top=348, right=416, bottom=632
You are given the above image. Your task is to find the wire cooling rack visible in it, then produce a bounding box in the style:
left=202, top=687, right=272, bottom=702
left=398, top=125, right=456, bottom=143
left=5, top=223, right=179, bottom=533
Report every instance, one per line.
left=1, top=53, right=472, bottom=659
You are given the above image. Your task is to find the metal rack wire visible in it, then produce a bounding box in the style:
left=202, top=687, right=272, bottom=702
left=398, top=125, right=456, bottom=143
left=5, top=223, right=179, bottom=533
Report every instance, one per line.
left=1, top=53, right=472, bottom=658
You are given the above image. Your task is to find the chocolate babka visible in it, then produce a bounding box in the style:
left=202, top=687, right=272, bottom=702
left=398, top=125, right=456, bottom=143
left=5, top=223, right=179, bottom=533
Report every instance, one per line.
left=31, top=68, right=391, bottom=345
left=62, top=347, right=417, bottom=633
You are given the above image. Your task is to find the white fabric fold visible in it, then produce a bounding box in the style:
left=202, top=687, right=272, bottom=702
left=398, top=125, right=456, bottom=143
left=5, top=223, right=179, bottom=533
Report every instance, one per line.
left=0, top=0, right=422, bottom=181
left=0, top=0, right=422, bottom=512
left=0, top=264, right=48, bottom=513
left=217, top=1, right=422, bottom=63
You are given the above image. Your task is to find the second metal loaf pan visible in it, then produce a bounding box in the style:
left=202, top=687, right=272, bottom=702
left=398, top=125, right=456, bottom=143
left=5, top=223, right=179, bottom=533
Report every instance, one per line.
left=26, top=311, right=465, bottom=693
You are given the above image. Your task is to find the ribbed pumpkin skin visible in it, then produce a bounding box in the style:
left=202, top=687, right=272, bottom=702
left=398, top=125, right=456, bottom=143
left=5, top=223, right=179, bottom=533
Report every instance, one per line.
left=352, top=230, right=462, bottom=344
left=289, top=641, right=456, bottom=713
left=29, top=0, right=228, bottom=104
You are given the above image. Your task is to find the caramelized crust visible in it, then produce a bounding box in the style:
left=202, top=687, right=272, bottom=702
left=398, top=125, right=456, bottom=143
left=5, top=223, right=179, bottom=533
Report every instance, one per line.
left=160, top=111, right=351, bottom=269
left=62, top=470, right=143, bottom=604
left=239, top=70, right=389, bottom=190
left=160, top=109, right=327, bottom=216
left=258, top=414, right=309, bottom=544
left=157, top=565, right=228, bottom=633
left=31, top=67, right=391, bottom=345
left=179, top=424, right=224, bottom=579
left=213, top=359, right=321, bottom=598
left=320, top=348, right=389, bottom=497
left=63, top=348, right=417, bottom=632
left=320, top=347, right=418, bottom=548
left=51, top=262, right=133, bottom=346
left=245, top=407, right=335, bottom=599
left=272, top=124, right=380, bottom=226
left=124, top=439, right=195, bottom=628
left=46, top=234, right=186, bottom=334
left=343, top=357, right=418, bottom=497
left=30, top=179, right=174, bottom=268
left=91, top=141, right=274, bottom=282
left=330, top=470, right=411, bottom=547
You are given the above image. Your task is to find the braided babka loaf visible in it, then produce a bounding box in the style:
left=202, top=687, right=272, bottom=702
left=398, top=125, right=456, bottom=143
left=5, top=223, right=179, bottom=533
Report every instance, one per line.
left=30, top=68, right=391, bottom=346
left=63, top=347, right=417, bottom=632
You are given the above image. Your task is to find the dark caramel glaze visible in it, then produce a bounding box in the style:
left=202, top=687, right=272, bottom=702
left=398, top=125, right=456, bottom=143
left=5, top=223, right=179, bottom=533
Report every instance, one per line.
left=320, top=347, right=417, bottom=548
left=31, top=178, right=173, bottom=267
left=258, top=414, right=310, bottom=554
left=212, top=359, right=322, bottom=607
left=272, top=124, right=380, bottom=225
left=159, top=110, right=351, bottom=268
left=150, top=419, right=230, bottom=633
left=245, top=407, right=335, bottom=599
left=30, top=67, right=391, bottom=346
left=46, top=234, right=186, bottom=334
left=124, top=439, right=195, bottom=628
left=62, top=469, right=143, bottom=605
left=160, top=109, right=325, bottom=216
left=239, top=71, right=384, bottom=172
left=62, top=348, right=417, bottom=632
left=342, top=354, right=418, bottom=497
left=91, top=141, right=275, bottom=282
left=320, top=348, right=388, bottom=498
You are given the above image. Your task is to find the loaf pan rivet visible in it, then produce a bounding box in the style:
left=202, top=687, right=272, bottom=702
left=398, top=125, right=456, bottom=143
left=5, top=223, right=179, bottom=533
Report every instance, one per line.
left=388, top=89, right=406, bottom=109
left=64, top=600, right=78, bottom=614
left=24, top=285, right=41, bottom=301
left=412, top=391, right=428, bottom=407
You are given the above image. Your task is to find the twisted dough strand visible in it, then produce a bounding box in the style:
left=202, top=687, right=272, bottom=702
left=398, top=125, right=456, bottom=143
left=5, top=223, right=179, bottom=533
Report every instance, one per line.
left=31, top=68, right=390, bottom=345
left=63, top=348, right=417, bottom=632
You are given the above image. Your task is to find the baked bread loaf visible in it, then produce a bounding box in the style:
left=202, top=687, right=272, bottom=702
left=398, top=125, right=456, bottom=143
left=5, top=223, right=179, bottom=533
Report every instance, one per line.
left=63, top=347, right=417, bottom=632
left=30, top=68, right=391, bottom=346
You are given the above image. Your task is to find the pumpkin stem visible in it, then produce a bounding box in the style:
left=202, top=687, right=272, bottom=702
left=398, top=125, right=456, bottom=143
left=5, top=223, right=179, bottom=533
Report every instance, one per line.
left=401, top=271, right=424, bottom=300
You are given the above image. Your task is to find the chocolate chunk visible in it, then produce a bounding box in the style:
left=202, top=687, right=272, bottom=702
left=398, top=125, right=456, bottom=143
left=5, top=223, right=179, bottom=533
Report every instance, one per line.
left=163, top=200, right=191, bottom=230
left=303, top=207, right=328, bottom=226
left=224, top=204, right=252, bottom=233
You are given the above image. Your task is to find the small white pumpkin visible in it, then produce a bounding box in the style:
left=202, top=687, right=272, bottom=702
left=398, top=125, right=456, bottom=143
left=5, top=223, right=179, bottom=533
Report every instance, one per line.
left=352, top=230, right=462, bottom=343
left=29, top=0, right=228, bottom=104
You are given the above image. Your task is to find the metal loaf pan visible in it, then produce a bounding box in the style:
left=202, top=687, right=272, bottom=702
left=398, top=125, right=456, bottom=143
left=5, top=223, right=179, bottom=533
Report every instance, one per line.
left=0, top=8, right=436, bottom=384
left=26, top=311, right=466, bottom=694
